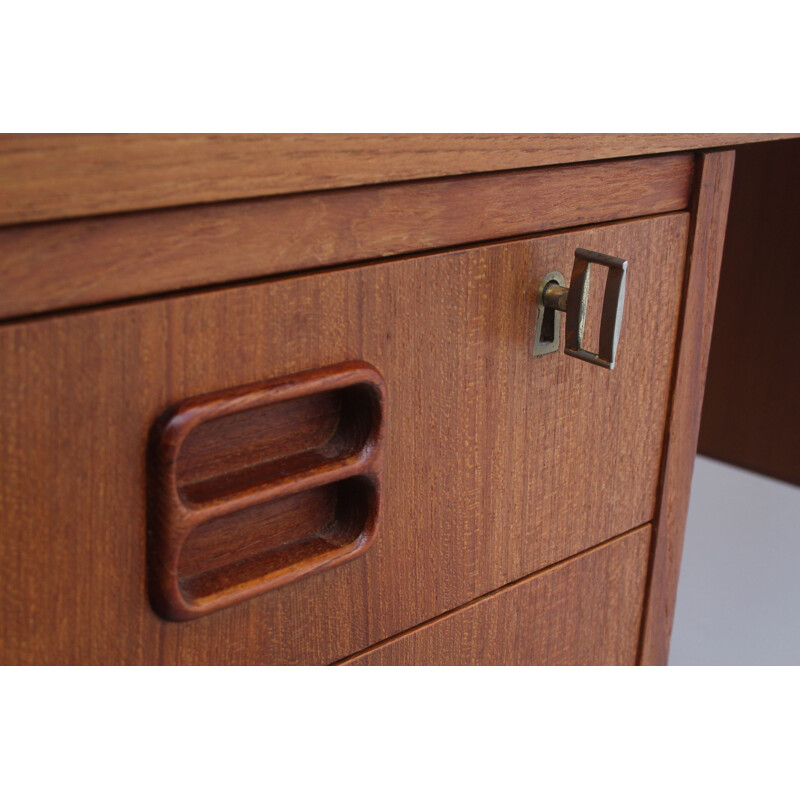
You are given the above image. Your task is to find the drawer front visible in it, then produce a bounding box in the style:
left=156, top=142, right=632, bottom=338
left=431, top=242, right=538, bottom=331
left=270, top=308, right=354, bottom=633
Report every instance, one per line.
left=0, top=214, right=688, bottom=664
left=0, top=153, right=692, bottom=318
left=343, top=525, right=652, bottom=666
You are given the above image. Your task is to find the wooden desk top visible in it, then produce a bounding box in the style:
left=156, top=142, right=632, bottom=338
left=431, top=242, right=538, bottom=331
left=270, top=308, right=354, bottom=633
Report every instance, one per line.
left=1, top=133, right=797, bottom=226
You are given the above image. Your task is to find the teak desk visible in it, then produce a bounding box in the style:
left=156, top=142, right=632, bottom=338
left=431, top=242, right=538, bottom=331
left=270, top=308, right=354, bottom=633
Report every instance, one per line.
left=1, top=133, right=797, bottom=665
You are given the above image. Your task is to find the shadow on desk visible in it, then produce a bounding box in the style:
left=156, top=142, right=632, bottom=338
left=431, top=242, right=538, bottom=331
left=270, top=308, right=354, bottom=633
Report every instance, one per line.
left=670, top=456, right=800, bottom=665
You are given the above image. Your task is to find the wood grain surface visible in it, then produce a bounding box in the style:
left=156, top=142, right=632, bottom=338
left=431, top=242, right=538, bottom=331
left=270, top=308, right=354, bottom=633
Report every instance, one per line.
left=0, top=214, right=688, bottom=664
left=698, top=139, right=800, bottom=485
left=343, top=526, right=651, bottom=666
left=0, top=153, right=693, bottom=320
left=638, top=151, right=735, bottom=666
left=0, top=133, right=792, bottom=226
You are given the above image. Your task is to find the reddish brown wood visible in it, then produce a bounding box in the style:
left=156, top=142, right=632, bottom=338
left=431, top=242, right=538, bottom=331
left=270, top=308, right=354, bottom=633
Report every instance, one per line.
left=0, top=153, right=694, bottom=320
left=0, top=214, right=688, bottom=664
left=0, top=133, right=793, bottom=226
left=343, top=526, right=652, bottom=666
left=148, top=362, right=385, bottom=620
left=698, top=139, right=800, bottom=485
left=638, top=151, right=735, bottom=666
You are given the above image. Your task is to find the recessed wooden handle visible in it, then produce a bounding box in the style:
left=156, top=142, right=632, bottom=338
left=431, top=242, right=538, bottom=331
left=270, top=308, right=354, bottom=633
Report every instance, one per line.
left=147, top=361, right=385, bottom=621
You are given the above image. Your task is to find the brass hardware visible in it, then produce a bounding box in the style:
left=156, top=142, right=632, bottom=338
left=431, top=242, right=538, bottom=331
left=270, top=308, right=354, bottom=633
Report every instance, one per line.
left=532, top=270, right=567, bottom=357
left=534, top=248, right=627, bottom=370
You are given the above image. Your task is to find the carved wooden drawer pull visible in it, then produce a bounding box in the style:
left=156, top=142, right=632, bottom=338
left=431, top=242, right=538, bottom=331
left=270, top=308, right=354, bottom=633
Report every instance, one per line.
left=147, top=361, right=385, bottom=620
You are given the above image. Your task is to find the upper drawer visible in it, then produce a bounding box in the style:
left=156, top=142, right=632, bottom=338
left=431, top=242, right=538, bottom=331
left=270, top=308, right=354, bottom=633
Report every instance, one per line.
left=0, top=153, right=692, bottom=318
left=0, top=212, right=689, bottom=664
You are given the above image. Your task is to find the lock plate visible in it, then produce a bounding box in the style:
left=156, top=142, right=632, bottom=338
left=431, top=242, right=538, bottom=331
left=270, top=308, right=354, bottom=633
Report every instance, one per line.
left=533, top=270, right=567, bottom=357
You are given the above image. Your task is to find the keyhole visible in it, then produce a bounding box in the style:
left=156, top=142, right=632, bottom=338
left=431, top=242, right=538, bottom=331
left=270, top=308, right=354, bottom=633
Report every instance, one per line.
left=533, top=270, right=567, bottom=359
left=540, top=281, right=559, bottom=344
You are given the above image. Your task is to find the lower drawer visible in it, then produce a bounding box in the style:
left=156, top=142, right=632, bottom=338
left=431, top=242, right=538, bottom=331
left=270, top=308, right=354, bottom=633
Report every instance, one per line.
left=343, top=525, right=652, bottom=666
